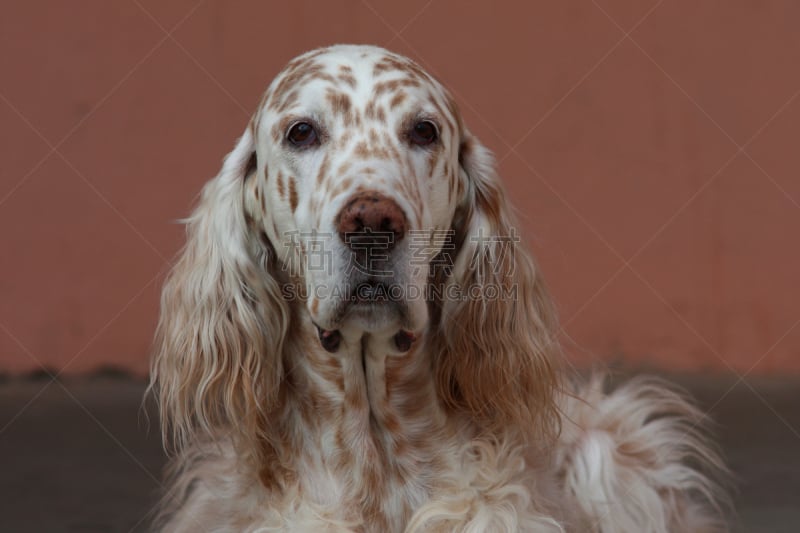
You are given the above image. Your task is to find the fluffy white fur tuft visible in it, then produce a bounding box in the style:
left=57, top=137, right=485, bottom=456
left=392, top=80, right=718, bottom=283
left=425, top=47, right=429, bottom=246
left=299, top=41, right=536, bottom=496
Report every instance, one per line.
left=555, top=375, right=730, bottom=532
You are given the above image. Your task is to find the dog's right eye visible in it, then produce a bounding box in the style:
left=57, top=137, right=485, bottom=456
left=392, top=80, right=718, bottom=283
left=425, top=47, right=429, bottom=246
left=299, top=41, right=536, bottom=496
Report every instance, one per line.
left=286, top=122, right=318, bottom=147
left=409, top=120, right=438, bottom=146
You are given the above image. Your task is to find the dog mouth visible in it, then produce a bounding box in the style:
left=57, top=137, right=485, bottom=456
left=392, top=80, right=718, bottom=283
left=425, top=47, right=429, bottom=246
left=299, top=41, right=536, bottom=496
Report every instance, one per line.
left=341, top=280, right=408, bottom=325
left=350, top=280, right=402, bottom=304
left=313, top=279, right=415, bottom=353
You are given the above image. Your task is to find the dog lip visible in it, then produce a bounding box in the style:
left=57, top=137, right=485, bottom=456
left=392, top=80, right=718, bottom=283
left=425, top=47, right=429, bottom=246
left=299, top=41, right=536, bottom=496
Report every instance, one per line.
left=351, top=280, right=401, bottom=303
left=314, top=322, right=342, bottom=352
left=319, top=279, right=413, bottom=332
left=393, top=330, right=416, bottom=352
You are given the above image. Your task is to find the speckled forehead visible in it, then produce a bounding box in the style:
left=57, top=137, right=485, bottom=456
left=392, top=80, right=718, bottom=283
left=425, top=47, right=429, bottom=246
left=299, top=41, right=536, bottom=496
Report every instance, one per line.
left=255, top=48, right=461, bottom=134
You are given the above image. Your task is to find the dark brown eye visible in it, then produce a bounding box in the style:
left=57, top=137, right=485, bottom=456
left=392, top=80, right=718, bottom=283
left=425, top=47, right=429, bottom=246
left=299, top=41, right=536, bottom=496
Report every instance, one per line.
left=287, top=122, right=317, bottom=147
left=409, top=120, right=438, bottom=146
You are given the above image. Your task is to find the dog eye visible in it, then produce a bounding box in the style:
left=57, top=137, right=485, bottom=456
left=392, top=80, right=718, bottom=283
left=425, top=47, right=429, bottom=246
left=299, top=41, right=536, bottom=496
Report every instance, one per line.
left=409, top=120, right=438, bottom=146
left=286, top=122, right=318, bottom=147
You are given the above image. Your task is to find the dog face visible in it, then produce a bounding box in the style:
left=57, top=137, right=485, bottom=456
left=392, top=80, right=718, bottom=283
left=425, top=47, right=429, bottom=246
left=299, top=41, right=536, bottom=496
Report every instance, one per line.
left=154, top=45, right=559, bottom=449
left=247, top=45, right=464, bottom=335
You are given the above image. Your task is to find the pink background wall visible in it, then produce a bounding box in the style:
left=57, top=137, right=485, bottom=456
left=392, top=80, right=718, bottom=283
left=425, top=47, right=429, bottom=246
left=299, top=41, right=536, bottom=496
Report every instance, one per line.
left=1, top=1, right=798, bottom=376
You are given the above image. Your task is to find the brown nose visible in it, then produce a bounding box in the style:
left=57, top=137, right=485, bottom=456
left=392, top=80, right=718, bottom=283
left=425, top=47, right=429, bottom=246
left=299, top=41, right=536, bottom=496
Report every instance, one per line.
left=336, top=191, right=406, bottom=249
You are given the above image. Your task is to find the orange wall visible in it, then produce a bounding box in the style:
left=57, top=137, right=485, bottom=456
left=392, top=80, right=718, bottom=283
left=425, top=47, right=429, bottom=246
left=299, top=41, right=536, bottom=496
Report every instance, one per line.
left=2, top=1, right=799, bottom=376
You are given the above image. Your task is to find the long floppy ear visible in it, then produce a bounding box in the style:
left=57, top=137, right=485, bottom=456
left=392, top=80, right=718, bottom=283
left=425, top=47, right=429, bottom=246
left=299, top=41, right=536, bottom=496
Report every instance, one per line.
left=432, top=132, right=560, bottom=439
left=150, top=128, right=289, bottom=452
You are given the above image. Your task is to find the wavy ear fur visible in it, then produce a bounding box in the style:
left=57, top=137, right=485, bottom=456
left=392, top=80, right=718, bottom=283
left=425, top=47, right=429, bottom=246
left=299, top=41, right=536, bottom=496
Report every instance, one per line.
left=432, top=132, right=560, bottom=439
left=150, top=128, right=289, bottom=452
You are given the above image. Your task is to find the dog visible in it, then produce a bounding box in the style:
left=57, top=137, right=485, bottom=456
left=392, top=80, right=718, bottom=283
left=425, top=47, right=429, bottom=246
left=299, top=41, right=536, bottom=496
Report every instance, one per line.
left=150, top=44, right=729, bottom=532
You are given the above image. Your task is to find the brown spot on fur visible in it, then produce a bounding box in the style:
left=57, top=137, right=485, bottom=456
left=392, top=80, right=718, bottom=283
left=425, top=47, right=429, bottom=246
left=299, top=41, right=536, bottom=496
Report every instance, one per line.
left=386, top=142, right=401, bottom=163
left=331, top=176, right=353, bottom=198
left=389, top=91, right=407, bottom=109
left=288, top=176, right=298, bottom=213
left=326, top=89, right=352, bottom=117
left=337, top=72, right=357, bottom=89
left=276, top=90, right=300, bottom=113
left=276, top=171, right=285, bottom=198
left=269, top=61, right=322, bottom=107
left=354, top=141, right=370, bottom=159
left=268, top=60, right=337, bottom=109
left=337, top=161, right=352, bottom=176
left=317, top=155, right=330, bottom=186
left=372, top=56, right=429, bottom=81
left=337, top=131, right=352, bottom=149
left=365, top=101, right=387, bottom=123
left=344, top=383, right=364, bottom=409
left=317, top=355, right=345, bottom=393
left=365, top=100, right=376, bottom=119
left=373, top=78, right=421, bottom=98
left=372, top=58, right=392, bottom=76
left=426, top=150, right=437, bottom=177
left=382, top=411, right=401, bottom=435
left=326, top=89, right=356, bottom=127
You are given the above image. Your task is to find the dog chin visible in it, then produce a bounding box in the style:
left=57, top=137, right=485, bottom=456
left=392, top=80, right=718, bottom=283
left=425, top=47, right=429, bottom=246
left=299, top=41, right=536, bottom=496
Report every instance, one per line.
left=341, top=301, right=406, bottom=333
left=310, top=279, right=428, bottom=336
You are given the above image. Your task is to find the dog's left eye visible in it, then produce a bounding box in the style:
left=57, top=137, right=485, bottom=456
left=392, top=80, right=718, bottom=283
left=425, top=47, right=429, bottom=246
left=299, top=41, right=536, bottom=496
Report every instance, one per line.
left=286, top=122, right=318, bottom=147
left=409, top=120, right=438, bottom=146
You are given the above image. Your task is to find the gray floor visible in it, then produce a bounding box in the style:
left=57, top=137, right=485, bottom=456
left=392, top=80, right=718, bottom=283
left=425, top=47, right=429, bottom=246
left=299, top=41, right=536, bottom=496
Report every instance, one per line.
left=0, top=372, right=798, bottom=532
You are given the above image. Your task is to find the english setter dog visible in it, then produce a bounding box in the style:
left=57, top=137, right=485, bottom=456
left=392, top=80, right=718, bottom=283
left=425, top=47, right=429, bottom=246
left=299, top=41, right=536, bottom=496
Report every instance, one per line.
left=150, top=45, right=729, bottom=532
